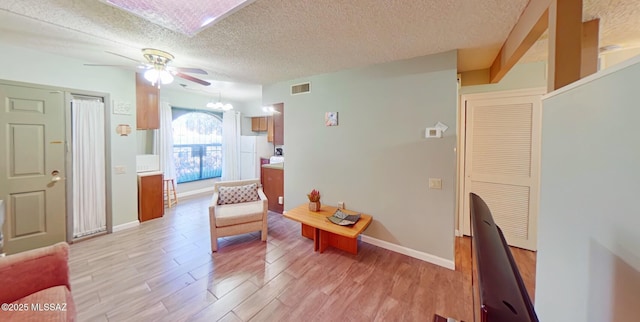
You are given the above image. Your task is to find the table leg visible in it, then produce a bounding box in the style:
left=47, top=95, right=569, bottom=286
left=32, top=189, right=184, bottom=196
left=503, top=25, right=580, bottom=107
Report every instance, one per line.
left=313, top=228, right=320, bottom=252
left=327, top=232, right=358, bottom=255
left=301, top=223, right=314, bottom=239
left=300, top=223, right=360, bottom=254
left=318, top=230, right=329, bottom=253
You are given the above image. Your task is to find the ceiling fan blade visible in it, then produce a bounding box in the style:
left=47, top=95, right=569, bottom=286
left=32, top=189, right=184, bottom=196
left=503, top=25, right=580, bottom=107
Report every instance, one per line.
left=84, top=64, right=149, bottom=73
left=106, top=51, right=143, bottom=63
left=175, top=73, right=211, bottom=86
left=173, top=67, right=208, bottom=75
left=84, top=64, right=132, bottom=68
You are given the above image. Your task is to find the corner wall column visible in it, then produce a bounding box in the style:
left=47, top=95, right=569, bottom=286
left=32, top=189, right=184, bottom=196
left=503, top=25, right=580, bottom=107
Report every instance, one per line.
left=547, top=0, right=583, bottom=91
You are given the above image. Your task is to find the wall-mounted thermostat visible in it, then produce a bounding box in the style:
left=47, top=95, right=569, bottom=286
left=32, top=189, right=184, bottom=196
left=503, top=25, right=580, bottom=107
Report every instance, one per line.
left=425, top=127, right=442, bottom=138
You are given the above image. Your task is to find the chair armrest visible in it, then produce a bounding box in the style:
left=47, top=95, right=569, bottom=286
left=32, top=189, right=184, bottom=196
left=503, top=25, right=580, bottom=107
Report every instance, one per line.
left=257, top=188, right=267, bottom=202
left=0, top=242, right=70, bottom=304
left=209, top=192, right=220, bottom=227
left=210, top=192, right=219, bottom=208
left=257, top=188, right=268, bottom=218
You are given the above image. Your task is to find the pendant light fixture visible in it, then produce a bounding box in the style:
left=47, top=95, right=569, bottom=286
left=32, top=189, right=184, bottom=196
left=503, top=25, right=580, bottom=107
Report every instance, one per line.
left=206, top=92, right=233, bottom=110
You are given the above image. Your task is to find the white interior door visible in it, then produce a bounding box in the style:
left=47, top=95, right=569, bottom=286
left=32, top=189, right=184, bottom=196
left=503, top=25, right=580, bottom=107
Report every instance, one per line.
left=0, top=83, right=66, bottom=254
left=462, top=90, right=542, bottom=250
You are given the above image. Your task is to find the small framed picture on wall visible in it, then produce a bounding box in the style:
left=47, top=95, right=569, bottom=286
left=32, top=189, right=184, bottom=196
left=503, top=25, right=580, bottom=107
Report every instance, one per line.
left=325, top=112, right=338, bottom=126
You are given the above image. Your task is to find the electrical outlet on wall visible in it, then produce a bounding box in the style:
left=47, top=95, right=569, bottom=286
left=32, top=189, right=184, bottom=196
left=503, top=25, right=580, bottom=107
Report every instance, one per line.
left=429, top=178, right=442, bottom=189
left=114, top=166, right=126, bottom=174
left=337, top=201, right=345, bottom=209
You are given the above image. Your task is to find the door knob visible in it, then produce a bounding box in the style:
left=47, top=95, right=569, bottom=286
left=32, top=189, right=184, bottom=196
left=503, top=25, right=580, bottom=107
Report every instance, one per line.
left=51, top=170, right=62, bottom=183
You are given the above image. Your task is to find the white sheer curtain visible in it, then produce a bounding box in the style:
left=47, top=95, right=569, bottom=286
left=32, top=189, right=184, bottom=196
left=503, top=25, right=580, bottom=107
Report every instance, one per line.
left=72, top=98, right=106, bottom=238
left=221, top=110, right=241, bottom=181
left=154, top=101, right=176, bottom=180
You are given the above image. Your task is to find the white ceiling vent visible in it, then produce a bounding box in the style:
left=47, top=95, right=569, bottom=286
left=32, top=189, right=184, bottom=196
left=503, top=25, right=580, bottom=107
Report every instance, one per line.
left=291, top=82, right=310, bottom=95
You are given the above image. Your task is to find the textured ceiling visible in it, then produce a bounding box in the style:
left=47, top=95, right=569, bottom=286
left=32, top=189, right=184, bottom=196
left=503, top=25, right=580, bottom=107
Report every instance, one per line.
left=0, top=0, right=639, bottom=100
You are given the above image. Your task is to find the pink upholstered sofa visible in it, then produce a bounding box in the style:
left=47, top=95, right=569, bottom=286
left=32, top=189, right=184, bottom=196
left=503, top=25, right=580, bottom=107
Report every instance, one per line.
left=0, top=242, right=76, bottom=321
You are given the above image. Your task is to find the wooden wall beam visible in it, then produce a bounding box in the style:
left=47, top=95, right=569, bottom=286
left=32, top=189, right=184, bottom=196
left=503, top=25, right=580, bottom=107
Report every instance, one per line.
left=547, top=0, right=583, bottom=91
left=489, top=0, right=552, bottom=83
left=460, top=69, right=490, bottom=86
left=581, top=19, right=600, bottom=78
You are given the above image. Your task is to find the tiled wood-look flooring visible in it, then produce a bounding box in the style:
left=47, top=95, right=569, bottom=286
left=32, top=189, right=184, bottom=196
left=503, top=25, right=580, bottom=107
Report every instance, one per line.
left=69, top=195, right=536, bottom=321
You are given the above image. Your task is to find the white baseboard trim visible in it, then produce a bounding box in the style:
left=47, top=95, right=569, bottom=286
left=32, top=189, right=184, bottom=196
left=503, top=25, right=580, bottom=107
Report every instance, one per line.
left=113, top=220, right=140, bottom=232
left=360, top=235, right=455, bottom=270
left=177, top=187, right=215, bottom=199
left=455, top=229, right=462, bottom=237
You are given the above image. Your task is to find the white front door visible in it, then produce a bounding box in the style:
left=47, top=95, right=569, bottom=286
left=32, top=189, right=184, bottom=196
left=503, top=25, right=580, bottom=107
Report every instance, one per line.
left=0, top=83, right=66, bottom=254
left=462, top=89, right=543, bottom=250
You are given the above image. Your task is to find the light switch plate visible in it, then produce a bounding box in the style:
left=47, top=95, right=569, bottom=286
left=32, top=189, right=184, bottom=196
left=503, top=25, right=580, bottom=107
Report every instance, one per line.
left=429, top=178, right=442, bottom=189
left=113, top=100, right=133, bottom=115
left=425, top=127, right=442, bottom=138
left=114, top=166, right=126, bottom=174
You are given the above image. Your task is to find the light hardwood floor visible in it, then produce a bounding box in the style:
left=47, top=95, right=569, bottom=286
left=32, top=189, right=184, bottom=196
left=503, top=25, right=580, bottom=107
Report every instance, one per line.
left=69, top=195, right=536, bottom=321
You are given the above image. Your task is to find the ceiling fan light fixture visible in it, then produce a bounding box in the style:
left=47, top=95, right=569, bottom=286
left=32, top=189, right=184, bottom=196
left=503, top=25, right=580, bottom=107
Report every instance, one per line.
left=87, top=48, right=210, bottom=87
left=159, top=70, right=174, bottom=84
left=143, top=67, right=173, bottom=86
left=223, top=103, right=234, bottom=111
left=143, top=69, right=159, bottom=84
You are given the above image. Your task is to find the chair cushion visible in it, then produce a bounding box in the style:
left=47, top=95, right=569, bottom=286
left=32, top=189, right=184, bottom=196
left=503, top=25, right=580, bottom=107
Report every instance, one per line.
left=217, top=183, right=260, bottom=205
left=215, top=200, right=264, bottom=227
left=1, top=285, right=76, bottom=321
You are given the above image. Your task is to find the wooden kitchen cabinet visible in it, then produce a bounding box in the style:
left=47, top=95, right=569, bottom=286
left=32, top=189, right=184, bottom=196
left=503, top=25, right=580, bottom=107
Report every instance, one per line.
left=251, top=117, right=268, bottom=132
left=136, top=73, right=160, bottom=130
left=273, top=103, right=284, bottom=145
left=259, top=157, right=270, bottom=186
left=267, top=116, right=274, bottom=142
left=266, top=103, right=284, bottom=144
left=262, top=166, right=283, bottom=213
left=138, top=172, right=164, bottom=222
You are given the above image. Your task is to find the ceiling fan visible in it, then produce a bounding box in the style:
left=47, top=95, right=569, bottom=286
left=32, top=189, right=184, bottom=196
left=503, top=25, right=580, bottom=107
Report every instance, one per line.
left=85, top=48, right=211, bottom=87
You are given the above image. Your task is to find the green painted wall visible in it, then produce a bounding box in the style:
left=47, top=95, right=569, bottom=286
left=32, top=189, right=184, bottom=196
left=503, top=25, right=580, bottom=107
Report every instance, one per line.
left=264, top=51, right=458, bottom=262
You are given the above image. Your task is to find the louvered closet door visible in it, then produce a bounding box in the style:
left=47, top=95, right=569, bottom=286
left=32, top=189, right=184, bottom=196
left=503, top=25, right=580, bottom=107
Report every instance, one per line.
left=463, top=94, right=541, bottom=250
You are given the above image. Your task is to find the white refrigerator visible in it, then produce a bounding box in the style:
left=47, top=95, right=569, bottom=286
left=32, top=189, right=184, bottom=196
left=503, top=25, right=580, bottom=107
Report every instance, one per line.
left=240, top=136, right=258, bottom=180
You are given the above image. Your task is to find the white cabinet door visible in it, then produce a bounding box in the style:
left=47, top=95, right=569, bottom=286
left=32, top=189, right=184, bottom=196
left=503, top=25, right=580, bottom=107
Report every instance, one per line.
left=462, top=90, right=543, bottom=251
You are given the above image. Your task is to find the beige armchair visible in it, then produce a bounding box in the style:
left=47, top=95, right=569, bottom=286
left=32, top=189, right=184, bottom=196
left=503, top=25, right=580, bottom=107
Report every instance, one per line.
left=209, top=179, right=268, bottom=252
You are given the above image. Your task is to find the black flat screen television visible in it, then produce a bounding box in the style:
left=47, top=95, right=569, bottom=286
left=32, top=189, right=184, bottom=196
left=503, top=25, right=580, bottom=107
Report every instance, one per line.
left=470, top=193, right=538, bottom=322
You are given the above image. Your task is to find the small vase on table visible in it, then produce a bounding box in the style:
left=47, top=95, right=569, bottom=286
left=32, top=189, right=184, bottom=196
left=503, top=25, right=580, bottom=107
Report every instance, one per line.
left=307, top=189, right=321, bottom=212
left=308, top=201, right=321, bottom=212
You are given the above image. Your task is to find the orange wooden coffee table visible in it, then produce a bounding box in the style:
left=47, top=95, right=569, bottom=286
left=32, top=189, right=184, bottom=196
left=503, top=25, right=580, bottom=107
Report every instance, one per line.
left=283, top=204, right=372, bottom=255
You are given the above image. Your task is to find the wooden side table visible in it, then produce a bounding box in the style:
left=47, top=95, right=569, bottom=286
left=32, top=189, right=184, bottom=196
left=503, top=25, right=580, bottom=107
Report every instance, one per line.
left=283, top=204, right=372, bottom=254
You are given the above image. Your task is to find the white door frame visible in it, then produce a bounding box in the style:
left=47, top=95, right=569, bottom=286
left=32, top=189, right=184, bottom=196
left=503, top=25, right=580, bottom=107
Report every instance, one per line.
left=456, top=88, right=546, bottom=237
left=64, top=91, right=113, bottom=241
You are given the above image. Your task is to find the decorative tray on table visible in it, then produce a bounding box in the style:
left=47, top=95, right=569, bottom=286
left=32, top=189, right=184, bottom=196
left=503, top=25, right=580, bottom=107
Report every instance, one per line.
left=327, top=209, right=361, bottom=226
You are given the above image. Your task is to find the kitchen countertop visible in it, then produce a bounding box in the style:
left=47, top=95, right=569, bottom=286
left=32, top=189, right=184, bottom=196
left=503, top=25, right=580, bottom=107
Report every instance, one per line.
left=137, top=171, right=163, bottom=177
left=262, top=163, right=284, bottom=170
